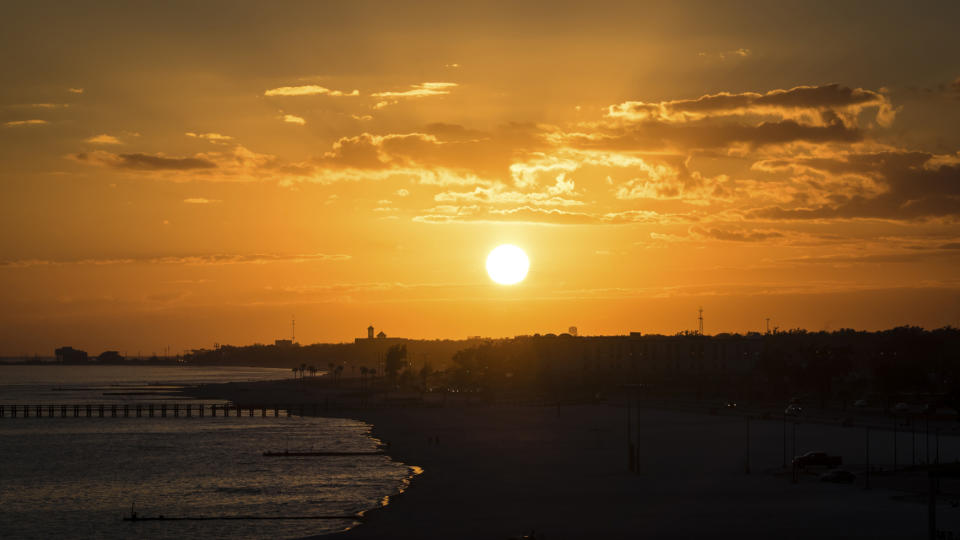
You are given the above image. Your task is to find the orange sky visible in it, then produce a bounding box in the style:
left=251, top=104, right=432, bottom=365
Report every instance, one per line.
left=1, top=1, right=959, bottom=356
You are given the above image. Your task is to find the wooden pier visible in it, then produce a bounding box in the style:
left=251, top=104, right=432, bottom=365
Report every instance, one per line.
left=0, top=403, right=340, bottom=419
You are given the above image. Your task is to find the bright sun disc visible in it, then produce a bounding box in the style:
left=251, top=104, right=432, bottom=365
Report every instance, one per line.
left=486, top=244, right=529, bottom=285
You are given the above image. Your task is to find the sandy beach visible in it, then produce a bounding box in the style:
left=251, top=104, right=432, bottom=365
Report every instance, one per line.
left=186, top=381, right=959, bottom=539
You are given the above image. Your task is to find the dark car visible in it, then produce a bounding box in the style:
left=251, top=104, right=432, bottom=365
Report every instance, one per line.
left=820, top=469, right=856, bottom=483
left=793, top=451, right=843, bottom=468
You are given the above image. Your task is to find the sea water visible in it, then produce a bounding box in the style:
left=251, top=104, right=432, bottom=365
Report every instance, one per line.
left=0, top=365, right=412, bottom=539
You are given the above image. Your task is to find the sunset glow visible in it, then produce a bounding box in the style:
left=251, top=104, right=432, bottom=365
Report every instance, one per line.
left=0, top=2, right=958, bottom=355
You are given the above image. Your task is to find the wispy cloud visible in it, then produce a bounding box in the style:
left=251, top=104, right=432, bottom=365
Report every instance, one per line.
left=1, top=252, right=352, bottom=269
left=183, top=198, right=220, bottom=204
left=372, top=82, right=457, bottom=99
left=698, top=48, right=752, bottom=61
left=264, top=85, right=359, bottom=97
left=4, top=119, right=48, bottom=127
left=186, top=132, right=233, bottom=144
left=282, top=114, right=306, bottom=125
left=16, top=103, right=69, bottom=109
left=67, top=88, right=84, bottom=94
left=85, top=134, right=122, bottom=144
left=70, top=151, right=217, bottom=170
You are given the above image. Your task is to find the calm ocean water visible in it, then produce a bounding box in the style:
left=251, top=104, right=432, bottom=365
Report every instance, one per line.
left=0, top=365, right=415, bottom=539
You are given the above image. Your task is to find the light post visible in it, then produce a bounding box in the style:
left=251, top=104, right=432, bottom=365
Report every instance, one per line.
left=913, top=418, right=917, bottom=467
left=865, top=425, right=871, bottom=490
left=782, top=413, right=787, bottom=469
left=893, top=413, right=898, bottom=473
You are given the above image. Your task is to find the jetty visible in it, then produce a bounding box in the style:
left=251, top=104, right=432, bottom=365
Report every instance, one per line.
left=262, top=450, right=385, bottom=457
left=0, top=402, right=344, bottom=419
left=124, top=514, right=362, bottom=521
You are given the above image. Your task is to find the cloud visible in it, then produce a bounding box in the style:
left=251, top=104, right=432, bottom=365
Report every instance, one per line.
left=748, top=151, right=960, bottom=221
left=372, top=82, right=457, bottom=99
left=85, top=134, right=121, bottom=145
left=18, top=103, right=69, bottom=109
left=698, top=48, right=752, bottom=61
left=67, top=88, right=84, bottom=94
left=413, top=204, right=698, bottom=226
left=70, top=151, right=217, bottom=171
left=0, top=252, right=351, bottom=269
left=4, top=119, right=47, bottom=127
left=606, top=84, right=894, bottom=128
left=264, top=85, right=359, bottom=97
left=282, top=114, right=306, bottom=125
left=434, top=177, right=582, bottom=207
left=183, top=198, right=220, bottom=204
left=689, top=226, right=784, bottom=242
left=186, top=132, right=233, bottom=144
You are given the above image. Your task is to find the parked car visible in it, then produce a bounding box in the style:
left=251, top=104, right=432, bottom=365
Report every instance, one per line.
left=793, top=451, right=843, bottom=468
left=853, top=399, right=868, bottom=408
left=893, top=402, right=910, bottom=413
left=725, top=401, right=737, bottom=409
left=820, top=469, right=856, bottom=483
left=785, top=404, right=803, bottom=417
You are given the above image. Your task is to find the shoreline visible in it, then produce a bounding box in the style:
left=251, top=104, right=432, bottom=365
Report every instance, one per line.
left=183, top=378, right=954, bottom=539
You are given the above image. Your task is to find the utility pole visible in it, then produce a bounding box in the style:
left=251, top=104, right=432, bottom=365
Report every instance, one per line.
left=765, top=318, right=771, bottom=335
left=745, top=416, right=751, bottom=474
left=865, top=426, right=871, bottom=490
left=698, top=307, right=704, bottom=335
left=291, top=315, right=296, bottom=343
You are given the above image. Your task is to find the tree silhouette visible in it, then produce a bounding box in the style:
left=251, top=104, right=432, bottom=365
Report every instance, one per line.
left=385, top=344, right=408, bottom=386
left=419, top=361, right=434, bottom=391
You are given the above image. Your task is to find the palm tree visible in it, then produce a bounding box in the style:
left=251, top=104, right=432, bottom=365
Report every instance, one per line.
left=335, top=365, right=344, bottom=386
left=291, top=366, right=299, bottom=380
left=360, top=366, right=368, bottom=390
left=299, top=363, right=307, bottom=380
left=309, top=365, right=317, bottom=378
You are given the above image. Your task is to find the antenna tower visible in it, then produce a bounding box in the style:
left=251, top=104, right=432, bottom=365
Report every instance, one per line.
left=765, top=318, right=771, bottom=335
left=291, top=315, right=296, bottom=343
left=698, top=307, right=704, bottom=335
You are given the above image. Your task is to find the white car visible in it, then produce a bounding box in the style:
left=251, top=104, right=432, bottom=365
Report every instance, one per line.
left=785, top=404, right=803, bottom=417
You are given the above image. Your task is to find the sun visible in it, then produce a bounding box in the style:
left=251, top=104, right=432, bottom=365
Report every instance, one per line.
left=486, top=244, right=529, bottom=285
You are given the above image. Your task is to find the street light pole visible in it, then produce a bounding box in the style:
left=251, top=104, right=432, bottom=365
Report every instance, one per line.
left=745, top=416, right=751, bottom=475
left=865, top=425, right=871, bottom=490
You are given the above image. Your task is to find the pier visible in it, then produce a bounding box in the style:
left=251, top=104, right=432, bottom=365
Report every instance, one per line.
left=0, top=403, right=340, bottom=419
